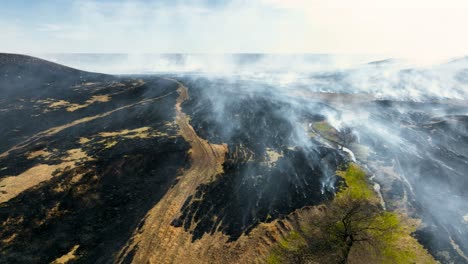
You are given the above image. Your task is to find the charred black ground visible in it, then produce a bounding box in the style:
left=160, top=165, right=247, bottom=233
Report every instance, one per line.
left=353, top=100, right=468, bottom=264
left=0, top=54, right=190, bottom=263
left=172, top=77, right=345, bottom=241
left=1, top=55, right=468, bottom=264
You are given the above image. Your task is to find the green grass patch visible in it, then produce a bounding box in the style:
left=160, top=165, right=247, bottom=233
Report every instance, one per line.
left=312, top=121, right=339, bottom=142
left=312, top=121, right=334, bottom=133
left=336, top=163, right=375, bottom=200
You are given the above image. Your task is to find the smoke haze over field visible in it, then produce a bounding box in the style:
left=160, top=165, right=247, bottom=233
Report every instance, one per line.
left=35, top=53, right=468, bottom=101
left=169, top=61, right=468, bottom=261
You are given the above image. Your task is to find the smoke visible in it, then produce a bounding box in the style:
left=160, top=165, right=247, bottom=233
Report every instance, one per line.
left=314, top=94, right=468, bottom=260
left=34, top=53, right=468, bottom=102
left=167, top=54, right=467, bottom=259
left=33, top=53, right=378, bottom=74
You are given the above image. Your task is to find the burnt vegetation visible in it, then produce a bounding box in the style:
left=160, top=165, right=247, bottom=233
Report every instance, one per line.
left=0, top=55, right=467, bottom=264
left=0, top=54, right=190, bottom=263
left=172, top=77, right=347, bottom=241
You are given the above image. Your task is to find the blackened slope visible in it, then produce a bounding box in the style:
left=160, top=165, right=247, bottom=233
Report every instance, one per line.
left=0, top=78, right=175, bottom=159
left=174, top=77, right=345, bottom=241
left=0, top=53, right=109, bottom=99
left=358, top=101, right=468, bottom=264
left=0, top=74, right=191, bottom=263
left=0, top=54, right=140, bottom=153
left=174, top=146, right=343, bottom=241
left=116, top=79, right=227, bottom=264
left=0, top=53, right=81, bottom=74
left=0, top=139, right=189, bottom=264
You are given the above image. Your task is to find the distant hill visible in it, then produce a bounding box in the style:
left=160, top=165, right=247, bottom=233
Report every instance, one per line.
left=0, top=53, right=80, bottom=72
left=0, top=53, right=109, bottom=98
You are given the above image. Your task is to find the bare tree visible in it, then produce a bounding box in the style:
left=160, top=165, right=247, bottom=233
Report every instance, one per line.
left=321, top=195, right=387, bottom=263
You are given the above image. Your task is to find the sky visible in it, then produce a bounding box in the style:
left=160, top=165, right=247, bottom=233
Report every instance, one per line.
left=1, top=0, right=468, bottom=62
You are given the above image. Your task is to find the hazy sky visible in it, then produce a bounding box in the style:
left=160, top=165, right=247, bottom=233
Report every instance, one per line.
left=1, top=0, right=468, bottom=62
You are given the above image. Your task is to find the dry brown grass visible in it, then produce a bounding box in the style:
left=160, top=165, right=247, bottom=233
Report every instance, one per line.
left=51, top=245, right=80, bottom=264
left=98, top=127, right=168, bottom=139
left=66, top=95, right=110, bottom=112
left=0, top=148, right=94, bottom=204
left=264, top=148, right=283, bottom=167
left=26, top=149, right=52, bottom=160
left=39, top=94, right=111, bottom=113
left=0, top=163, right=70, bottom=204
left=1, top=233, right=17, bottom=244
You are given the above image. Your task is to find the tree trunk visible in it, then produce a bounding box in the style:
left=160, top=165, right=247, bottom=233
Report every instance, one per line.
left=339, top=237, right=353, bottom=264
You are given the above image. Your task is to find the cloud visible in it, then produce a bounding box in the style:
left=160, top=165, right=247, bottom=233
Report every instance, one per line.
left=37, top=23, right=64, bottom=32
left=1, top=0, right=468, bottom=61
left=260, top=0, right=468, bottom=9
